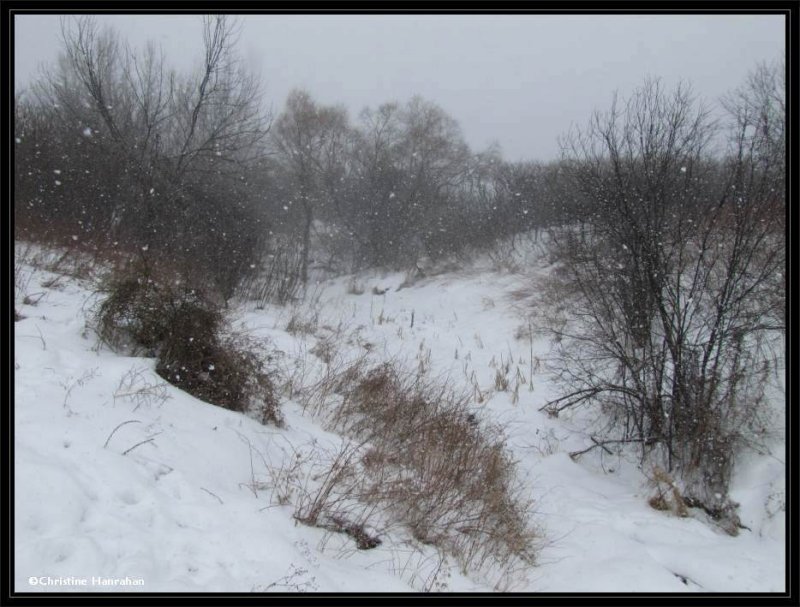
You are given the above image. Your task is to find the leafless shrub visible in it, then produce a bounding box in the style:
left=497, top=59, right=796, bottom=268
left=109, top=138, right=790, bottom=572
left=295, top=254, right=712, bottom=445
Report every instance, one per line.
left=389, top=549, right=454, bottom=592
left=486, top=239, right=522, bottom=274
left=284, top=288, right=324, bottom=336
left=59, top=367, right=99, bottom=416
left=14, top=258, right=34, bottom=304
left=95, top=258, right=282, bottom=425
left=257, top=563, right=319, bottom=592
left=113, top=366, right=170, bottom=411
left=541, top=75, right=784, bottom=529
left=262, top=438, right=314, bottom=507
left=94, top=257, right=208, bottom=355
left=292, top=441, right=363, bottom=528
left=239, top=236, right=305, bottom=308
left=33, top=246, right=107, bottom=283
left=263, top=438, right=385, bottom=551
left=526, top=428, right=562, bottom=457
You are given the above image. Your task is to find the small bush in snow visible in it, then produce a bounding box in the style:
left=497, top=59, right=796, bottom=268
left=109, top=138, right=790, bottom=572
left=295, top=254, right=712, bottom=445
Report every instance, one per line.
left=95, top=258, right=282, bottom=425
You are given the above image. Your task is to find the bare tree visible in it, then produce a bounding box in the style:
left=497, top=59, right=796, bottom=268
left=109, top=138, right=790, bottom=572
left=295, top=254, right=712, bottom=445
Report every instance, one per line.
left=542, top=77, right=784, bottom=529
left=343, top=97, right=473, bottom=269
left=270, top=90, right=351, bottom=283
left=22, top=15, right=272, bottom=297
left=722, top=59, right=785, bottom=194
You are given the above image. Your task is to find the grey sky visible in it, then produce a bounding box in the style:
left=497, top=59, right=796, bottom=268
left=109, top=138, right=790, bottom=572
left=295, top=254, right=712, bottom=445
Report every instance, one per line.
left=14, top=13, right=785, bottom=162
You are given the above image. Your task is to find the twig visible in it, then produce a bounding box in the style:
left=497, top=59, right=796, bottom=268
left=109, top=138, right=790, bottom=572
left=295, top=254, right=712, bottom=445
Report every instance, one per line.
left=569, top=436, right=654, bottom=460
left=104, top=420, right=142, bottom=448
left=19, top=325, right=47, bottom=351
left=122, top=433, right=161, bottom=456
left=539, top=387, right=602, bottom=413
left=201, top=487, right=224, bottom=505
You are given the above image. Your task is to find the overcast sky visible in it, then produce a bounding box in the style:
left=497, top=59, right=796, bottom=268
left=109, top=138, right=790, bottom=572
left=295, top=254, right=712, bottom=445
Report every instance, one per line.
left=14, top=13, right=785, bottom=162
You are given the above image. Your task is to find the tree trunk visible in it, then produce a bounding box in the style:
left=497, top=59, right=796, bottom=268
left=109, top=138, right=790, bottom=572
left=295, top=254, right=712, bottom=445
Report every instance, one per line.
left=301, top=200, right=313, bottom=284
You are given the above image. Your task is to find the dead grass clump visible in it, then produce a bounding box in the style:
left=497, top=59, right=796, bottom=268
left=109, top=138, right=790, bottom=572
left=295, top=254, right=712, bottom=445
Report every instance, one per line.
left=648, top=466, right=689, bottom=518
left=328, top=362, right=537, bottom=575
left=95, top=259, right=282, bottom=425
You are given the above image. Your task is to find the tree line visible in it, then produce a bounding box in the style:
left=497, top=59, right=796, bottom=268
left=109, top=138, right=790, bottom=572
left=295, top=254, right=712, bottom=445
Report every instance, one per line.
left=14, top=15, right=571, bottom=302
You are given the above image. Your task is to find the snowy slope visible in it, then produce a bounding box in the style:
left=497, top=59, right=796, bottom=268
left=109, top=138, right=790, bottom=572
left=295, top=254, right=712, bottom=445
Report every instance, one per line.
left=14, top=248, right=786, bottom=593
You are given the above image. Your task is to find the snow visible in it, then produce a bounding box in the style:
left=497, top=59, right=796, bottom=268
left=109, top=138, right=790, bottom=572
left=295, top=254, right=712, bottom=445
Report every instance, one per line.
left=14, top=244, right=785, bottom=593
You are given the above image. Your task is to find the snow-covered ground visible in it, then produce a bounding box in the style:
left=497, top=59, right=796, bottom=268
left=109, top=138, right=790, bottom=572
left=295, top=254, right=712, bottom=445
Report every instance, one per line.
left=14, top=245, right=786, bottom=593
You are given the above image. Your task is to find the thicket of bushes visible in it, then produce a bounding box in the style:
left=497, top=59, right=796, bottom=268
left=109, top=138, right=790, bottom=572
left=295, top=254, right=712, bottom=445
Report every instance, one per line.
left=14, top=16, right=574, bottom=307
